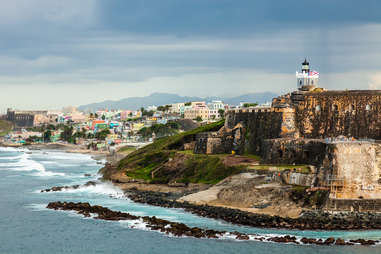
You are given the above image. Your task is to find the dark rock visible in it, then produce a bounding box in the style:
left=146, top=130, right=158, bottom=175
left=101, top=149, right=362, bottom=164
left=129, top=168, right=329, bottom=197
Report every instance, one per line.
left=324, top=237, right=335, bottom=245
left=335, top=238, right=346, bottom=245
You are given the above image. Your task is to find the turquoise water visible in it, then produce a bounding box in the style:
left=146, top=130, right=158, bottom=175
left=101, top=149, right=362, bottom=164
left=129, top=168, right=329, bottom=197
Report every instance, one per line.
left=0, top=147, right=380, bottom=254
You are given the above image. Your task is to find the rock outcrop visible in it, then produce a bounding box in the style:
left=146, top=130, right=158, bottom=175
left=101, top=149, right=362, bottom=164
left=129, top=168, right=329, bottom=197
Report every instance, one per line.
left=47, top=201, right=379, bottom=246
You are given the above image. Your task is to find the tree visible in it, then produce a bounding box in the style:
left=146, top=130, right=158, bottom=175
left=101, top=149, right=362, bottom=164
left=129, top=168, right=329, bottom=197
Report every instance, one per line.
left=101, top=115, right=106, bottom=120
left=165, top=105, right=172, bottom=111
left=95, top=129, right=110, bottom=141
left=157, top=106, right=165, bottom=112
left=243, top=103, right=258, bottom=108
left=43, top=130, right=52, bottom=142
left=218, top=109, right=225, bottom=118
left=195, top=116, right=203, bottom=122
left=61, top=126, right=73, bottom=143
left=142, top=110, right=154, bottom=117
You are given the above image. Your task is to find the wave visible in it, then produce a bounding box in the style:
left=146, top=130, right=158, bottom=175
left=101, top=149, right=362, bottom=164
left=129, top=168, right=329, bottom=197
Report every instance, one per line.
left=24, top=203, right=48, bottom=211
left=0, top=152, right=65, bottom=177
left=0, top=146, right=23, bottom=152
left=42, top=152, right=93, bottom=161
left=118, top=219, right=305, bottom=244
left=58, top=182, right=125, bottom=198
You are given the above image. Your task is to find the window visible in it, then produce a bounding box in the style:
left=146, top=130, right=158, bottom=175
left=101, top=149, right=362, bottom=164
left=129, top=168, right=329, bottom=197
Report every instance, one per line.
left=366, top=105, right=371, bottom=111
left=315, top=105, right=321, bottom=111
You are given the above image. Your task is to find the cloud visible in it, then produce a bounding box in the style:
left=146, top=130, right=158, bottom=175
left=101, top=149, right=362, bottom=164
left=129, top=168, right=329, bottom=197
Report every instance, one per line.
left=368, top=72, right=381, bottom=89
left=0, top=0, right=97, bottom=26
left=0, top=1, right=381, bottom=111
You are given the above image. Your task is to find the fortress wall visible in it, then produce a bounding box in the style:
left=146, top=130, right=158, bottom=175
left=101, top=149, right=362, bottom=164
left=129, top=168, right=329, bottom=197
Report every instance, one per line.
left=295, top=91, right=381, bottom=139
left=261, top=138, right=327, bottom=166
left=325, top=198, right=381, bottom=212
left=282, top=172, right=315, bottom=187
left=194, top=132, right=234, bottom=154
left=329, top=142, right=381, bottom=199
left=225, top=108, right=297, bottom=154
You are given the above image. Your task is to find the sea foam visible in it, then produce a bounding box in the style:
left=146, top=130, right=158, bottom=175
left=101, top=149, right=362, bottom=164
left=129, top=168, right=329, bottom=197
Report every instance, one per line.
left=0, top=152, right=65, bottom=176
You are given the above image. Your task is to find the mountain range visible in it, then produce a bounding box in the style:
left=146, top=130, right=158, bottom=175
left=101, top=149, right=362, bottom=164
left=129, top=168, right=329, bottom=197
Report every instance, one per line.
left=77, top=92, right=277, bottom=112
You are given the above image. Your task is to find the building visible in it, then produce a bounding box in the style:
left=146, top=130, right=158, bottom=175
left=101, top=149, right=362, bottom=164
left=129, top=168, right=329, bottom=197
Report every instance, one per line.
left=184, top=107, right=209, bottom=120
left=169, top=103, right=185, bottom=114
left=207, top=100, right=225, bottom=111
left=6, top=108, right=48, bottom=127
left=195, top=59, right=381, bottom=209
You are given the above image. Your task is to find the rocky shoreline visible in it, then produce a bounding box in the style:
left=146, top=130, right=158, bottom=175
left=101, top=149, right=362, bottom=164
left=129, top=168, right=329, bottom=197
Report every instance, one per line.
left=125, top=189, right=381, bottom=231
left=46, top=201, right=379, bottom=246
left=42, top=183, right=381, bottom=232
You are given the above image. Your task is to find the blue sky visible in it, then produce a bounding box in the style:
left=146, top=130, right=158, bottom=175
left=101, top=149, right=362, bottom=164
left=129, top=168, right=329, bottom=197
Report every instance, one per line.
left=1, top=0, right=381, bottom=111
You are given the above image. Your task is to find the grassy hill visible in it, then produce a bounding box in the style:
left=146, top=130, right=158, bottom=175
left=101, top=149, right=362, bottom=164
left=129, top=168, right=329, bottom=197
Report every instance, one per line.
left=0, top=120, right=13, bottom=137
left=101, top=120, right=245, bottom=184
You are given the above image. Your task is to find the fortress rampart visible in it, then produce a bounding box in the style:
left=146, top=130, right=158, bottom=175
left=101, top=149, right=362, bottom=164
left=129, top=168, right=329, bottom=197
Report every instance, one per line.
left=294, top=90, right=381, bottom=139
left=198, top=90, right=381, bottom=203
left=193, top=60, right=381, bottom=204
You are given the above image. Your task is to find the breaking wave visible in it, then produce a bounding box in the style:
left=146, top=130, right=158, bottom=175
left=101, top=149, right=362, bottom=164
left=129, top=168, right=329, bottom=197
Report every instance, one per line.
left=59, top=182, right=125, bottom=199
left=0, top=152, right=64, bottom=177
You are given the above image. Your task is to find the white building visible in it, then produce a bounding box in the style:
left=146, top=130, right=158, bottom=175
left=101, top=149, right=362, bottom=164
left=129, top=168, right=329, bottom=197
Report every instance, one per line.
left=146, top=105, right=157, bottom=111
left=169, top=103, right=185, bottom=114
left=207, top=100, right=225, bottom=111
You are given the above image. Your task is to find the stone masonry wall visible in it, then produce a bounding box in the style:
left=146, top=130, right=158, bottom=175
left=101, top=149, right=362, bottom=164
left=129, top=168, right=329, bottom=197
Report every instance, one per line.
left=328, top=142, right=381, bottom=199
left=325, top=199, right=381, bottom=212
left=194, top=132, right=234, bottom=154
left=295, top=90, right=381, bottom=139
left=261, top=138, right=327, bottom=166
left=225, top=108, right=297, bottom=154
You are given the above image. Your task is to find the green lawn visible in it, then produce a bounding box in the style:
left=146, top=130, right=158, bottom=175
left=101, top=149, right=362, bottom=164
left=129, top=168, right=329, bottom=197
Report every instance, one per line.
left=0, top=120, right=13, bottom=137
left=247, top=164, right=311, bottom=174
left=118, top=146, right=137, bottom=153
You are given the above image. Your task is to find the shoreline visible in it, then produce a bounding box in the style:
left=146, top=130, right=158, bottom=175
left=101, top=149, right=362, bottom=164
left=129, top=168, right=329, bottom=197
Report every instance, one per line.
left=124, top=188, right=381, bottom=231
left=94, top=149, right=381, bottom=232
left=6, top=144, right=381, bottom=244
left=45, top=201, right=380, bottom=246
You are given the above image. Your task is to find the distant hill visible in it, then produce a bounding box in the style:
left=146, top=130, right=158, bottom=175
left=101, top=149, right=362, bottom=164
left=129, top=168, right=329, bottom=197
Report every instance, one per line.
left=77, top=92, right=277, bottom=112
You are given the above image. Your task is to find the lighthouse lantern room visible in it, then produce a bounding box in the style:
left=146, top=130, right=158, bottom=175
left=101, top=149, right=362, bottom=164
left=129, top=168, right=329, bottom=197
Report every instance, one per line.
left=296, top=59, right=319, bottom=91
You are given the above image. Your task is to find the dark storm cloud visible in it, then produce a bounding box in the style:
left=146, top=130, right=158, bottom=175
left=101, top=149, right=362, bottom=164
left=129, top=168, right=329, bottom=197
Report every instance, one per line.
left=1, top=0, right=381, bottom=110
left=99, top=0, right=381, bottom=35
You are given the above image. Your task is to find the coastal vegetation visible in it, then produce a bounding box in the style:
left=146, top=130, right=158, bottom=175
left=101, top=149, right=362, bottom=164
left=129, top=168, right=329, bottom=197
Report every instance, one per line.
left=0, top=120, right=13, bottom=136
left=137, top=122, right=180, bottom=139
left=174, top=154, right=244, bottom=184
left=117, top=120, right=231, bottom=183
left=242, top=102, right=258, bottom=107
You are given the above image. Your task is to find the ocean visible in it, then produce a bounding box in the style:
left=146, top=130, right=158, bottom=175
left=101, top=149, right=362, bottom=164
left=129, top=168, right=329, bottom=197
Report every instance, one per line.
left=0, top=147, right=380, bottom=254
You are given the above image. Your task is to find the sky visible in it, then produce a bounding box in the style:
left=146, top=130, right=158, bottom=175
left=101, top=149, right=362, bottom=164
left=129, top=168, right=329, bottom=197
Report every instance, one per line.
left=1, top=0, right=381, bottom=112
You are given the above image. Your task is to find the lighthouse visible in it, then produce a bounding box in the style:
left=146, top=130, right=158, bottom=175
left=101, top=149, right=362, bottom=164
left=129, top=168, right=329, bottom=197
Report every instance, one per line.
left=296, top=59, right=319, bottom=91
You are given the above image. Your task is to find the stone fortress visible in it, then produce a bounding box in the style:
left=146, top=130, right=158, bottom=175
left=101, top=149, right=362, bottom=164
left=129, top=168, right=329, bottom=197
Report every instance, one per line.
left=195, top=59, right=381, bottom=211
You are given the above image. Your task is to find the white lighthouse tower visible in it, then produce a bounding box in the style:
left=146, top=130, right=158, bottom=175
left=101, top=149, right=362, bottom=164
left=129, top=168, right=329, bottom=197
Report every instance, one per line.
left=296, top=59, right=319, bottom=91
